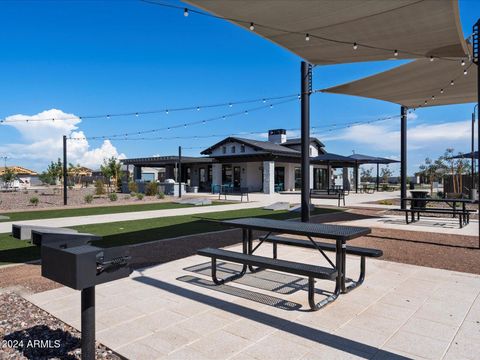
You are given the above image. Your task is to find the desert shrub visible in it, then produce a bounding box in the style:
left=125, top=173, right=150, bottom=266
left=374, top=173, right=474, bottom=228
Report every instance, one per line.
left=136, top=193, right=144, bottom=200
left=29, top=197, right=39, bottom=206
left=130, top=191, right=136, bottom=197
left=23, top=190, right=29, bottom=195
left=68, top=185, right=73, bottom=190
left=123, top=195, right=130, bottom=200
left=84, top=194, right=94, bottom=204
left=157, top=192, right=165, bottom=199
left=378, top=199, right=393, bottom=205
left=109, top=193, right=118, bottom=202
left=128, top=181, right=138, bottom=193
left=34, top=189, right=38, bottom=194
left=145, top=182, right=158, bottom=196
left=95, top=180, right=106, bottom=195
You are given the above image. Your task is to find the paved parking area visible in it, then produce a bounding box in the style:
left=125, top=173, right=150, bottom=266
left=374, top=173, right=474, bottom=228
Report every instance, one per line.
left=26, top=243, right=480, bottom=360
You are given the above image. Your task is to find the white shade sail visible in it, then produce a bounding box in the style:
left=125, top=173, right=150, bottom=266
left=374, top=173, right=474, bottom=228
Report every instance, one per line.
left=322, top=55, right=477, bottom=108
left=185, top=0, right=467, bottom=64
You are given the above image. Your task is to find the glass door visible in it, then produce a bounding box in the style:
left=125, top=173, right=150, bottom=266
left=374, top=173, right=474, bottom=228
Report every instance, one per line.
left=294, top=167, right=301, bottom=190
left=274, top=167, right=285, bottom=192
left=233, top=166, right=241, bottom=188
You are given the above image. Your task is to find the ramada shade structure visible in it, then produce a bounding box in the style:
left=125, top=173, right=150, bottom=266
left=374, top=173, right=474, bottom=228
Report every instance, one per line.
left=349, top=154, right=400, bottom=192
left=311, top=153, right=356, bottom=168
left=451, top=151, right=479, bottom=159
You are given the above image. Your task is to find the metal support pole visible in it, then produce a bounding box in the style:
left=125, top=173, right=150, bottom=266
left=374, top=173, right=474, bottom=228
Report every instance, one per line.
left=472, top=112, right=476, bottom=194
left=81, top=286, right=95, bottom=360
left=355, top=163, right=359, bottom=193
left=376, top=163, right=380, bottom=191
left=301, top=61, right=312, bottom=222
left=178, top=146, right=182, bottom=198
left=63, top=135, right=68, bottom=206
left=473, top=19, right=479, bottom=246
left=400, top=106, right=408, bottom=209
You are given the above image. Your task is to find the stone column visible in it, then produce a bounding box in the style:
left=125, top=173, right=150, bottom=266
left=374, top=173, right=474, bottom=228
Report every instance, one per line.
left=309, top=165, right=314, bottom=190
left=212, top=163, right=222, bottom=190
left=263, top=161, right=275, bottom=194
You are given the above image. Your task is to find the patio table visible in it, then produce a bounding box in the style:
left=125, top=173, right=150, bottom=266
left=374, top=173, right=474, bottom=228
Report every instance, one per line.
left=401, top=197, right=475, bottom=227
left=221, top=218, right=371, bottom=294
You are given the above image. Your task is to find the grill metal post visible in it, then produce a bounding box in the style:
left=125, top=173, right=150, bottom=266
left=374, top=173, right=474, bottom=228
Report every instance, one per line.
left=301, top=61, right=312, bottom=222
left=400, top=106, right=408, bottom=209
left=63, top=135, right=68, bottom=206
left=81, top=286, right=95, bottom=360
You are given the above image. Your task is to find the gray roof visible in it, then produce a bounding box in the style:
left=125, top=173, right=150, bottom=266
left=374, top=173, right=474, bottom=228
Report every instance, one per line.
left=283, top=137, right=325, bottom=148
left=122, top=156, right=213, bottom=166
left=201, top=137, right=301, bottom=156
left=349, top=154, right=399, bottom=164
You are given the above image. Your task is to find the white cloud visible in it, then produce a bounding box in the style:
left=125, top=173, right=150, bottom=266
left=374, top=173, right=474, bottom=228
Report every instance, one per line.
left=0, top=109, right=126, bottom=170
left=322, top=119, right=471, bottom=153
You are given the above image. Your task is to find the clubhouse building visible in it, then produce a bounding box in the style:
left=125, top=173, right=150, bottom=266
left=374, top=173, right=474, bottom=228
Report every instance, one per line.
left=122, top=129, right=332, bottom=194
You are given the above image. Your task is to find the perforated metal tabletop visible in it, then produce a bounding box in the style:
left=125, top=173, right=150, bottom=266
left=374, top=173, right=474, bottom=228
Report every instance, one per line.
left=222, top=218, right=370, bottom=241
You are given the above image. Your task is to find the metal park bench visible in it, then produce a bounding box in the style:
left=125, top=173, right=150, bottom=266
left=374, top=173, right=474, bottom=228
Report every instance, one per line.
left=218, top=186, right=249, bottom=202
left=310, top=188, right=346, bottom=207
left=399, top=197, right=475, bottom=228
left=198, top=218, right=372, bottom=310
left=261, top=235, right=382, bottom=292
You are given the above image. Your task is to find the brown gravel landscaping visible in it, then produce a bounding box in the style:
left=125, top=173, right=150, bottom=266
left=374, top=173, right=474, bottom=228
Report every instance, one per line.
left=0, top=292, right=120, bottom=359
left=0, top=186, right=184, bottom=212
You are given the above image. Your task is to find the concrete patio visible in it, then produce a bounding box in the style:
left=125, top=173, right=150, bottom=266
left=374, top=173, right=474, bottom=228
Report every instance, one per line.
left=26, top=242, right=480, bottom=360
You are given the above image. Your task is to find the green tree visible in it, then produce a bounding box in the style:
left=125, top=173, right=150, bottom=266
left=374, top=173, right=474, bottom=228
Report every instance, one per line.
left=1, top=167, right=17, bottom=188
left=418, top=157, right=446, bottom=195
left=39, top=159, right=63, bottom=185
left=380, top=165, right=393, bottom=184
left=100, top=157, right=122, bottom=192
left=360, top=167, right=373, bottom=182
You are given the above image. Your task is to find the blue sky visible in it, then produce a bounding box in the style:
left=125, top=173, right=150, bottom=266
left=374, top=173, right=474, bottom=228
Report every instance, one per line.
left=0, top=0, right=478, bottom=174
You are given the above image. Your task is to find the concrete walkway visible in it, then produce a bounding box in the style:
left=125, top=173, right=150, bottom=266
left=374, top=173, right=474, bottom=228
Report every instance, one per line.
left=0, top=200, right=271, bottom=234
left=27, top=243, right=480, bottom=360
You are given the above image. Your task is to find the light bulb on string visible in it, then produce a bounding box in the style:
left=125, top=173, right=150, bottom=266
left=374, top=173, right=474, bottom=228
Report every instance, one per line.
left=249, top=22, right=255, bottom=31
left=450, top=80, right=454, bottom=86
left=305, top=33, right=310, bottom=41
left=461, top=59, right=465, bottom=66
left=431, top=95, right=435, bottom=100
left=464, top=69, right=468, bottom=75
left=353, top=42, right=358, bottom=50
left=166, top=109, right=169, bottom=115
left=135, top=113, right=139, bottom=117
left=196, top=107, right=200, bottom=111
left=430, top=56, right=434, bottom=62
left=394, top=50, right=398, bottom=57
left=228, top=103, right=232, bottom=107
left=440, top=89, right=444, bottom=94
left=183, top=8, right=189, bottom=17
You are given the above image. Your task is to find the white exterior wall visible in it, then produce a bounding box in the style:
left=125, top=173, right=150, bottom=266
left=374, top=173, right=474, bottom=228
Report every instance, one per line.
left=263, top=161, right=275, bottom=194
left=210, top=141, right=257, bottom=157
left=246, top=162, right=263, bottom=192
left=286, top=144, right=320, bottom=157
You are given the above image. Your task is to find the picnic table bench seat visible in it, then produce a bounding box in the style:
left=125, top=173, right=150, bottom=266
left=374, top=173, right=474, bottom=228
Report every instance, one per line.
left=397, top=208, right=469, bottom=227
left=218, top=186, right=249, bottom=202
left=260, top=235, right=382, bottom=292
left=198, top=247, right=338, bottom=310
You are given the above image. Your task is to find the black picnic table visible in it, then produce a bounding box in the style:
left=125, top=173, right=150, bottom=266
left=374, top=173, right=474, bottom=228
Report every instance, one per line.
left=401, top=197, right=475, bottom=227
left=221, top=218, right=371, bottom=295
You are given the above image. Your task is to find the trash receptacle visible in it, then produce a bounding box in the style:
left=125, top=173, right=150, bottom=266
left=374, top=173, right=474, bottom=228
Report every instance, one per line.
left=410, top=190, right=429, bottom=209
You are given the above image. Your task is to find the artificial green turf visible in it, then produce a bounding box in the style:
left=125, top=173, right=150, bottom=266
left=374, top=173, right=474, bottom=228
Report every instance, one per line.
left=0, top=206, right=341, bottom=265
left=0, top=201, right=223, bottom=222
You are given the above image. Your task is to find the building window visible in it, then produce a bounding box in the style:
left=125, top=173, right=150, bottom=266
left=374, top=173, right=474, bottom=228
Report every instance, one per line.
left=241, top=145, right=245, bottom=153
left=310, top=147, right=312, bottom=156
left=231, top=146, right=236, bottom=153
left=222, top=146, right=226, bottom=154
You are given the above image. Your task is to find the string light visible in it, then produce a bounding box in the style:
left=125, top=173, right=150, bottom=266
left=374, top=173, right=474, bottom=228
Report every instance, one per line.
left=440, top=89, right=444, bottom=94
left=183, top=8, right=188, bottom=17
left=196, top=107, right=200, bottom=111
left=450, top=80, right=454, bottom=86
left=141, top=1, right=460, bottom=62
left=72, top=97, right=297, bottom=140
left=430, top=56, right=434, bottom=62
left=135, top=113, right=139, bottom=117
left=431, top=95, right=435, bottom=100
left=461, top=59, right=465, bottom=66
left=464, top=69, right=468, bottom=75
left=394, top=50, right=398, bottom=57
